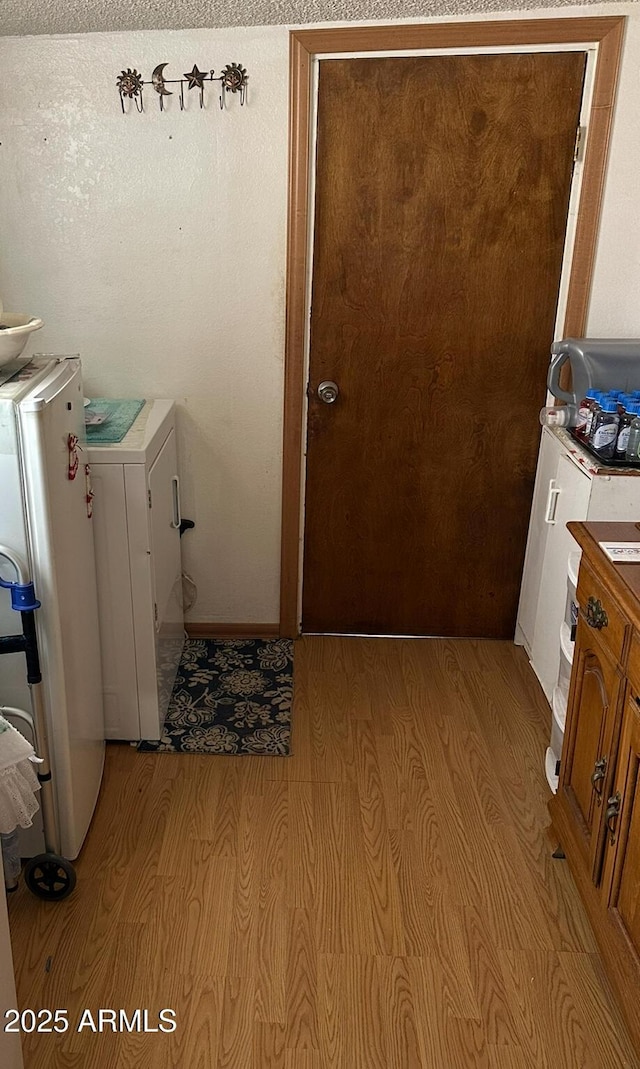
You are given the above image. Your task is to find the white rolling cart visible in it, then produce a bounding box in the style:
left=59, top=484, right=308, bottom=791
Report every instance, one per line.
left=86, top=401, right=184, bottom=742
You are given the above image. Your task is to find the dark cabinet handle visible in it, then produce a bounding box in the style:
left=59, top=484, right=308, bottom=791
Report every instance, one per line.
left=586, top=596, right=608, bottom=630
left=590, top=756, right=607, bottom=803
left=605, top=792, right=621, bottom=845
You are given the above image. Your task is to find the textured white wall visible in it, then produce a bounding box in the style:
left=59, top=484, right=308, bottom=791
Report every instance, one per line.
left=0, top=7, right=639, bottom=624
left=586, top=10, right=640, bottom=334
left=0, top=26, right=289, bottom=624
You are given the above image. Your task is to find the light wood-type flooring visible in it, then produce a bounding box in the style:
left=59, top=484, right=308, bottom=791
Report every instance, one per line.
left=8, top=637, right=640, bottom=1067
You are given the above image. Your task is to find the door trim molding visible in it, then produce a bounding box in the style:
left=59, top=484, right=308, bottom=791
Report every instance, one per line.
left=280, top=16, right=626, bottom=637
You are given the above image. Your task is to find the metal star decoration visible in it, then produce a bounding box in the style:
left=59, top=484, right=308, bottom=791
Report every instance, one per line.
left=183, top=65, right=207, bottom=90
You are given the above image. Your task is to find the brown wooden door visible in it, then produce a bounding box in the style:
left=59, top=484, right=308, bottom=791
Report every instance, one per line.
left=600, top=692, right=640, bottom=976
left=559, top=618, right=622, bottom=882
left=302, top=51, right=586, bottom=636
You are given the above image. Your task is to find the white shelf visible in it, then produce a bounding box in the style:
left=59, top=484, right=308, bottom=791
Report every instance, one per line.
left=560, top=620, right=575, bottom=666
left=545, top=746, right=560, bottom=793
left=568, top=550, right=581, bottom=590
left=552, top=684, right=567, bottom=733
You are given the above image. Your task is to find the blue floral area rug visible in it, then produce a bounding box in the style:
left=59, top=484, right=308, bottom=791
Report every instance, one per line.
left=138, top=638, right=293, bottom=755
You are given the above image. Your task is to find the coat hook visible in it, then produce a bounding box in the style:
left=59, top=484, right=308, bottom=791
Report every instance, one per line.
left=116, top=61, right=248, bottom=113
left=220, top=63, right=249, bottom=108
left=116, top=68, right=144, bottom=113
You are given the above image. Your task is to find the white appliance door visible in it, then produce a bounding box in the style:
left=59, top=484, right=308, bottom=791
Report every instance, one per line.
left=18, top=360, right=105, bottom=860
left=148, top=427, right=184, bottom=731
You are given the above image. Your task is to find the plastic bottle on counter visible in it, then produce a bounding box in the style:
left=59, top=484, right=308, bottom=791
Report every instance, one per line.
left=585, top=394, right=603, bottom=441
left=625, top=406, right=640, bottom=462
left=590, top=399, right=620, bottom=459
left=576, top=389, right=600, bottom=439
left=539, top=404, right=579, bottom=428
left=603, top=392, right=622, bottom=414
left=614, top=404, right=635, bottom=460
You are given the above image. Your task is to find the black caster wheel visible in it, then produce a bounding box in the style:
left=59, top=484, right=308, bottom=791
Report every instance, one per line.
left=23, top=853, right=76, bottom=901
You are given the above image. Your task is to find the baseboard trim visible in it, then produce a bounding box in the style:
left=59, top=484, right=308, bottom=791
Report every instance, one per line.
left=186, top=623, right=281, bottom=639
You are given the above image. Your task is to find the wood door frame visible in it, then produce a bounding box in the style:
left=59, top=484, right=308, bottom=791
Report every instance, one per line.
left=280, top=16, right=626, bottom=637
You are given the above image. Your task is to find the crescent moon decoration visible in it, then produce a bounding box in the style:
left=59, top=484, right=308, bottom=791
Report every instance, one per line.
left=151, top=63, right=173, bottom=96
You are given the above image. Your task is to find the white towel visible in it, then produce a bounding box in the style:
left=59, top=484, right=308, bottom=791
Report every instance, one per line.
left=0, top=714, right=42, bottom=834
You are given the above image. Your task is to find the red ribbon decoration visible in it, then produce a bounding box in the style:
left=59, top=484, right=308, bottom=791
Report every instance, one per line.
left=85, top=464, right=94, bottom=519
left=68, top=434, right=79, bottom=481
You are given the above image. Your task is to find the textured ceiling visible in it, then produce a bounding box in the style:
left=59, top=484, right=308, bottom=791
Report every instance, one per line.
left=0, top=0, right=616, bottom=39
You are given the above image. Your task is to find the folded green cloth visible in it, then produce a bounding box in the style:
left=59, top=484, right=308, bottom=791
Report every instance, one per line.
left=85, top=398, right=145, bottom=443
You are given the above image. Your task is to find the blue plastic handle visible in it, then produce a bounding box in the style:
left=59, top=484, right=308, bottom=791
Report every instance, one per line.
left=0, top=577, right=41, bottom=612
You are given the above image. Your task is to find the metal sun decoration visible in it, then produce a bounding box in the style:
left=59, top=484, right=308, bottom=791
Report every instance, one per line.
left=116, top=62, right=248, bottom=113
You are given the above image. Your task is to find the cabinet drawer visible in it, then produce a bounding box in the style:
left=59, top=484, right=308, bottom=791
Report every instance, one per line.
left=577, top=560, right=629, bottom=664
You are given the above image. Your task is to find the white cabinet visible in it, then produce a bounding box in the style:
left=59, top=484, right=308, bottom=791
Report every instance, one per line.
left=516, top=427, right=564, bottom=652
left=87, top=401, right=184, bottom=741
left=516, top=427, right=640, bottom=703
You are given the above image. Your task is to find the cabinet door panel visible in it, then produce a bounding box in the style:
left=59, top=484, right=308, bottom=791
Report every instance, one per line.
left=559, top=618, right=622, bottom=880
left=148, top=428, right=184, bottom=725
left=529, top=450, right=590, bottom=701
left=602, top=695, right=640, bottom=970
left=149, top=428, right=182, bottom=622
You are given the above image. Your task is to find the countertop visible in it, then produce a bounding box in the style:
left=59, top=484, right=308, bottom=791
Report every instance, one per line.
left=568, top=520, right=640, bottom=626
left=553, top=427, right=640, bottom=478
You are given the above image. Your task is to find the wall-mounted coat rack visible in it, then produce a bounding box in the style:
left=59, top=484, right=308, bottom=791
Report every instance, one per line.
left=116, top=62, right=249, bottom=113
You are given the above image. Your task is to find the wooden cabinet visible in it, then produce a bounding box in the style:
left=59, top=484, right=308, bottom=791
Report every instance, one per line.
left=559, top=617, right=622, bottom=880
left=600, top=691, right=640, bottom=968
left=549, top=520, right=640, bottom=1054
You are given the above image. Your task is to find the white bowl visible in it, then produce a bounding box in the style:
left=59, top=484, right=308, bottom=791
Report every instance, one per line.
left=0, top=313, right=44, bottom=367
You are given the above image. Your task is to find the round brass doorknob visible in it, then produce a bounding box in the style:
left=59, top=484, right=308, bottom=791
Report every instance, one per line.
left=318, top=380, right=339, bottom=404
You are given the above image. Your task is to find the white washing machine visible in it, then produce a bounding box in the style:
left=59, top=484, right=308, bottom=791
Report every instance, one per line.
left=87, top=400, right=184, bottom=741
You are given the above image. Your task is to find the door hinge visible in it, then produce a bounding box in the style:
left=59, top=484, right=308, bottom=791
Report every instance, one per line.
left=148, top=488, right=152, bottom=509
left=573, top=125, right=586, bottom=164
left=154, top=602, right=158, bottom=626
